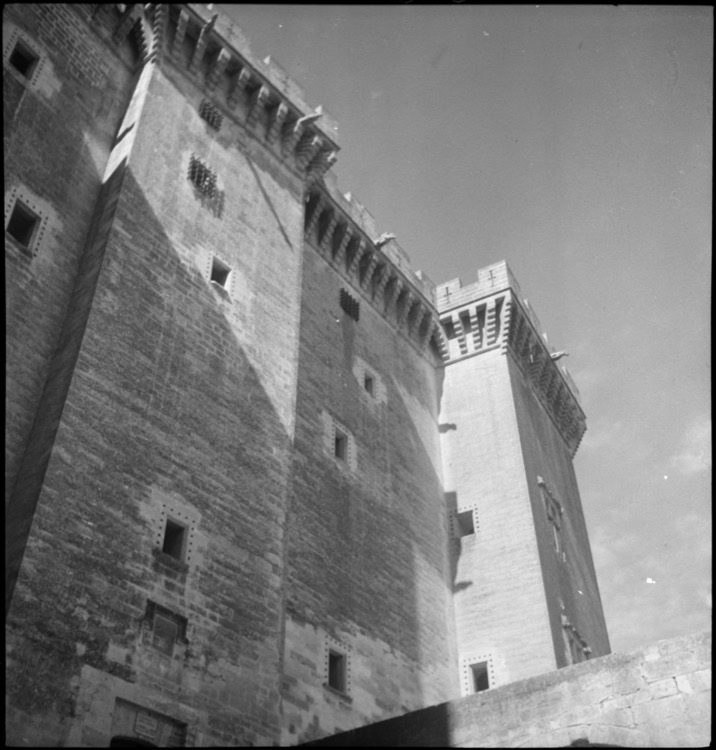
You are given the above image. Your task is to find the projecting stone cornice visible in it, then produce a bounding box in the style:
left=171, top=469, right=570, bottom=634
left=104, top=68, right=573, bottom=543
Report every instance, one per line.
left=506, top=297, right=586, bottom=456
left=436, top=269, right=586, bottom=456
left=114, top=5, right=339, bottom=183
left=304, top=186, right=443, bottom=359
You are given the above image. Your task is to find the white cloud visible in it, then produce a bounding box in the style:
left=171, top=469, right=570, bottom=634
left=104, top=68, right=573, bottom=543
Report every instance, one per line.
left=670, top=416, right=712, bottom=476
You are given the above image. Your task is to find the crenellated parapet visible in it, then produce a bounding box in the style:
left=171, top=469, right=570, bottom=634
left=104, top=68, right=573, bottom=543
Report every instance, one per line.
left=437, top=262, right=586, bottom=456
left=304, top=183, right=443, bottom=360
left=112, top=4, right=339, bottom=183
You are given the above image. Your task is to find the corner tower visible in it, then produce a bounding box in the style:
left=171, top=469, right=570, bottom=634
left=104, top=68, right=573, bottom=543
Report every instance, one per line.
left=437, top=261, right=610, bottom=694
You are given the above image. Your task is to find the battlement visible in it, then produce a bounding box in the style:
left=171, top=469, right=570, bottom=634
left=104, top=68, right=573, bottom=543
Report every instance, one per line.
left=304, top=182, right=442, bottom=356
left=438, top=261, right=540, bottom=330
left=116, top=4, right=341, bottom=183
left=436, top=261, right=585, bottom=455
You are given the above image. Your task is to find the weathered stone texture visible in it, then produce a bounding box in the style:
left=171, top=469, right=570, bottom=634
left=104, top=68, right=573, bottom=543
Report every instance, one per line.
left=508, top=357, right=611, bottom=661
left=307, top=632, right=711, bottom=747
left=4, top=3, right=135, bottom=504
left=441, top=349, right=557, bottom=686
left=282, top=241, right=458, bottom=741
left=6, top=5, right=305, bottom=745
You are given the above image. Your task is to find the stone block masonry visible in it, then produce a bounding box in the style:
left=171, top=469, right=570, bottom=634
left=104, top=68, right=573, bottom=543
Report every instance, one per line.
left=281, top=228, right=459, bottom=742
left=306, top=631, right=711, bottom=747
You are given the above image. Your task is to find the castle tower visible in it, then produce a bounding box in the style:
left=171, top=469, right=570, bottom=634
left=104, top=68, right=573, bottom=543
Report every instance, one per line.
left=437, top=261, right=610, bottom=694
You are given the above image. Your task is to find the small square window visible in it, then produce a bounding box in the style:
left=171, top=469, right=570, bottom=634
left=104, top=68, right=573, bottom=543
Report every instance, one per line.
left=334, top=431, right=347, bottom=461
left=455, top=509, right=475, bottom=537
left=162, top=519, right=186, bottom=560
left=6, top=201, right=39, bottom=248
left=210, top=257, right=231, bottom=288
left=470, top=662, right=489, bottom=692
left=328, top=650, right=347, bottom=692
left=9, top=41, right=38, bottom=78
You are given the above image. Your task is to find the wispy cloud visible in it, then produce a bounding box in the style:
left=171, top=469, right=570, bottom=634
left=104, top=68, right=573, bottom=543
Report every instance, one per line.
left=670, top=415, right=712, bottom=476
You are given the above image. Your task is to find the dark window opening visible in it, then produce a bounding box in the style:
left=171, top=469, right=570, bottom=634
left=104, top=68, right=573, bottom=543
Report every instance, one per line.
left=188, top=155, right=218, bottom=197
left=199, top=98, right=223, bottom=130
left=9, top=41, right=38, bottom=78
left=210, top=257, right=230, bottom=288
left=364, top=374, right=374, bottom=395
left=471, top=662, right=489, bottom=692
left=456, top=509, right=475, bottom=537
left=334, top=431, right=347, bottom=461
left=7, top=201, right=39, bottom=247
left=162, top=519, right=185, bottom=560
left=442, top=319, right=456, bottom=340
left=459, top=311, right=472, bottom=334
left=328, top=650, right=346, bottom=692
left=340, top=288, right=360, bottom=321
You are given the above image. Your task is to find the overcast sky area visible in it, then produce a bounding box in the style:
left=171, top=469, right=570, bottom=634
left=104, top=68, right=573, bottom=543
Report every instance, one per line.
left=225, top=4, right=712, bottom=655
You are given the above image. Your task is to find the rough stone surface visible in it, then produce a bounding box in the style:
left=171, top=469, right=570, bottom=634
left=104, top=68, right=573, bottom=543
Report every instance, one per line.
left=306, top=632, right=711, bottom=748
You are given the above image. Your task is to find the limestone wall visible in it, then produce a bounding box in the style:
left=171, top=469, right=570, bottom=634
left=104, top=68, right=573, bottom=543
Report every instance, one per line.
left=306, top=631, right=711, bottom=747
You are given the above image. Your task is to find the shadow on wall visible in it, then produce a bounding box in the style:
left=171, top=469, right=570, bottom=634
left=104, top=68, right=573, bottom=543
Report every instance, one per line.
left=5, top=164, right=297, bottom=746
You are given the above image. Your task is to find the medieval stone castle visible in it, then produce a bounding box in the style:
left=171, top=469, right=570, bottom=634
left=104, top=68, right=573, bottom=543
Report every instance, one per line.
left=13, top=4, right=704, bottom=748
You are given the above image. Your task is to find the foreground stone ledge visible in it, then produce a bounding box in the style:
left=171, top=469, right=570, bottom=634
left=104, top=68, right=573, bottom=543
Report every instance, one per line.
left=304, top=631, right=711, bottom=748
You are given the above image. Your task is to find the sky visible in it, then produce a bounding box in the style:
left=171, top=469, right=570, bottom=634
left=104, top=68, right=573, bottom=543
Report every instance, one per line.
left=224, top=4, right=712, bottom=654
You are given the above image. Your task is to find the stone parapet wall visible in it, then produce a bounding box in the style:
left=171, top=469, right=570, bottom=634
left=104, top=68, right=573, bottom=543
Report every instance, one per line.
left=306, top=631, right=711, bottom=748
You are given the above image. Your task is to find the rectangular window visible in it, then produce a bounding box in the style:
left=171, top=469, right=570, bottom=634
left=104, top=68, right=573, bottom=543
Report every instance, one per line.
left=328, top=650, right=347, bottom=692
left=199, top=98, right=223, bottom=131
left=363, top=374, right=374, bottom=395
left=188, top=155, right=218, bottom=197
left=162, top=519, right=186, bottom=561
left=470, top=662, right=489, bottom=692
left=9, top=40, right=38, bottom=78
left=334, top=430, right=347, bottom=460
left=6, top=200, right=39, bottom=248
left=455, top=509, right=475, bottom=537
left=210, top=257, right=231, bottom=288
left=339, top=288, right=360, bottom=321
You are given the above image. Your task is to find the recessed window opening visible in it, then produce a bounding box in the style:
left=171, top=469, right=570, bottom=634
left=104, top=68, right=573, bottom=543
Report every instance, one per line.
left=210, top=257, right=231, bottom=288
left=471, top=662, right=489, bottom=692
left=152, top=613, right=179, bottom=655
left=443, top=319, right=456, bottom=340
left=188, top=155, right=218, bottom=197
left=339, top=288, right=360, bottom=321
left=199, top=98, right=223, bottom=130
left=9, top=41, right=38, bottom=78
left=456, top=509, right=475, bottom=537
left=459, top=311, right=472, bottom=334
left=162, top=519, right=185, bottom=560
left=7, top=201, right=39, bottom=247
left=334, top=430, right=347, bottom=461
left=364, top=374, right=374, bottom=395
left=328, top=650, right=346, bottom=692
